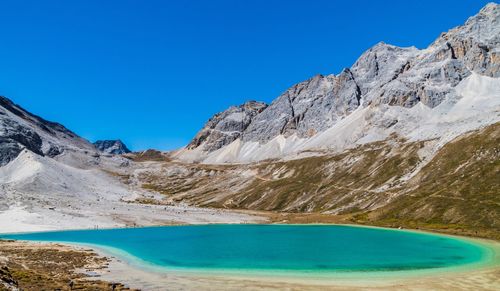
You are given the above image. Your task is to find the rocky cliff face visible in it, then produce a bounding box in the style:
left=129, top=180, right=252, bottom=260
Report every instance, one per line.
left=243, top=71, right=361, bottom=142
left=360, top=2, right=499, bottom=108
left=183, top=3, right=500, bottom=160
left=0, top=96, right=96, bottom=166
left=187, top=101, right=267, bottom=152
left=94, top=140, right=131, bottom=155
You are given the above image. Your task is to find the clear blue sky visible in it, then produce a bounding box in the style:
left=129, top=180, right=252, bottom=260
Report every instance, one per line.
left=0, top=0, right=493, bottom=150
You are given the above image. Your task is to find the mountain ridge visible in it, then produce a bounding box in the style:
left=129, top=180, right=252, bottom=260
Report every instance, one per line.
left=0, top=96, right=96, bottom=166
left=177, top=2, right=500, bottom=164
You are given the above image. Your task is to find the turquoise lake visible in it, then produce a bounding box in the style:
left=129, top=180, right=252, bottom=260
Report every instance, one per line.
left=1, top=225, right=489, bottom=274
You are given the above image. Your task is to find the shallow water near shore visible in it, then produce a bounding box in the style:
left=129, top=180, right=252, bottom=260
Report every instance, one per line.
left=1, top=224, right=494, bottom=277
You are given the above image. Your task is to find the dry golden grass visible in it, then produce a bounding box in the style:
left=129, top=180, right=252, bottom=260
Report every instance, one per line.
left=0, top=240, right=136, bottom=291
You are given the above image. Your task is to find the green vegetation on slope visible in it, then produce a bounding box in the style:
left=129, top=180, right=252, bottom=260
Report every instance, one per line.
left=362, top=123, right=500, bottom=239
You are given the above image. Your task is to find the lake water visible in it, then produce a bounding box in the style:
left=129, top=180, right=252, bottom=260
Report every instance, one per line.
left=1, top=225, right=489, bottom=274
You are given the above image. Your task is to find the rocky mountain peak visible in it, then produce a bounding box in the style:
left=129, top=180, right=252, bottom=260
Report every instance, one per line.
left=94, top=140, right=131, bottom=155
left=471, top=2, right=499, bottom=30
left=352, top=3, right=499, bottom=107
left=186, top=100, right=268, bottom=152
left=350, top=43, right=417, bottom=99
left=241, top=71, right=361, bottom=143
left=432, top=3, right=499, bottom=45
left=0, top=96, right=95, bottom=166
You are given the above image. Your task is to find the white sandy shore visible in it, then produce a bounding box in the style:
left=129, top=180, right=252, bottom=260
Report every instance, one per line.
left=0, top=203, right=265, bottom=234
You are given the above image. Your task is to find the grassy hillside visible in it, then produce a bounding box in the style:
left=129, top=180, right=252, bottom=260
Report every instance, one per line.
left=134, top=123, right=500, bottom=239
left=224, top=141, right=423, bottom=212
left=136, top=140, right=424, bottom=213
left=360, top=123, right=500, bottom=239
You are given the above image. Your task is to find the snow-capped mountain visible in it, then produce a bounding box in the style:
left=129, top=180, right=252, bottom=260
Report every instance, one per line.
left=177, top=3, right=500, bottom=164
left=94, top=140, right=131, bottom=155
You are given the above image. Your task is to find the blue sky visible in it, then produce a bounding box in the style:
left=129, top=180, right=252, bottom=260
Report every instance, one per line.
left=0, top=0, right=492, bottom=150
